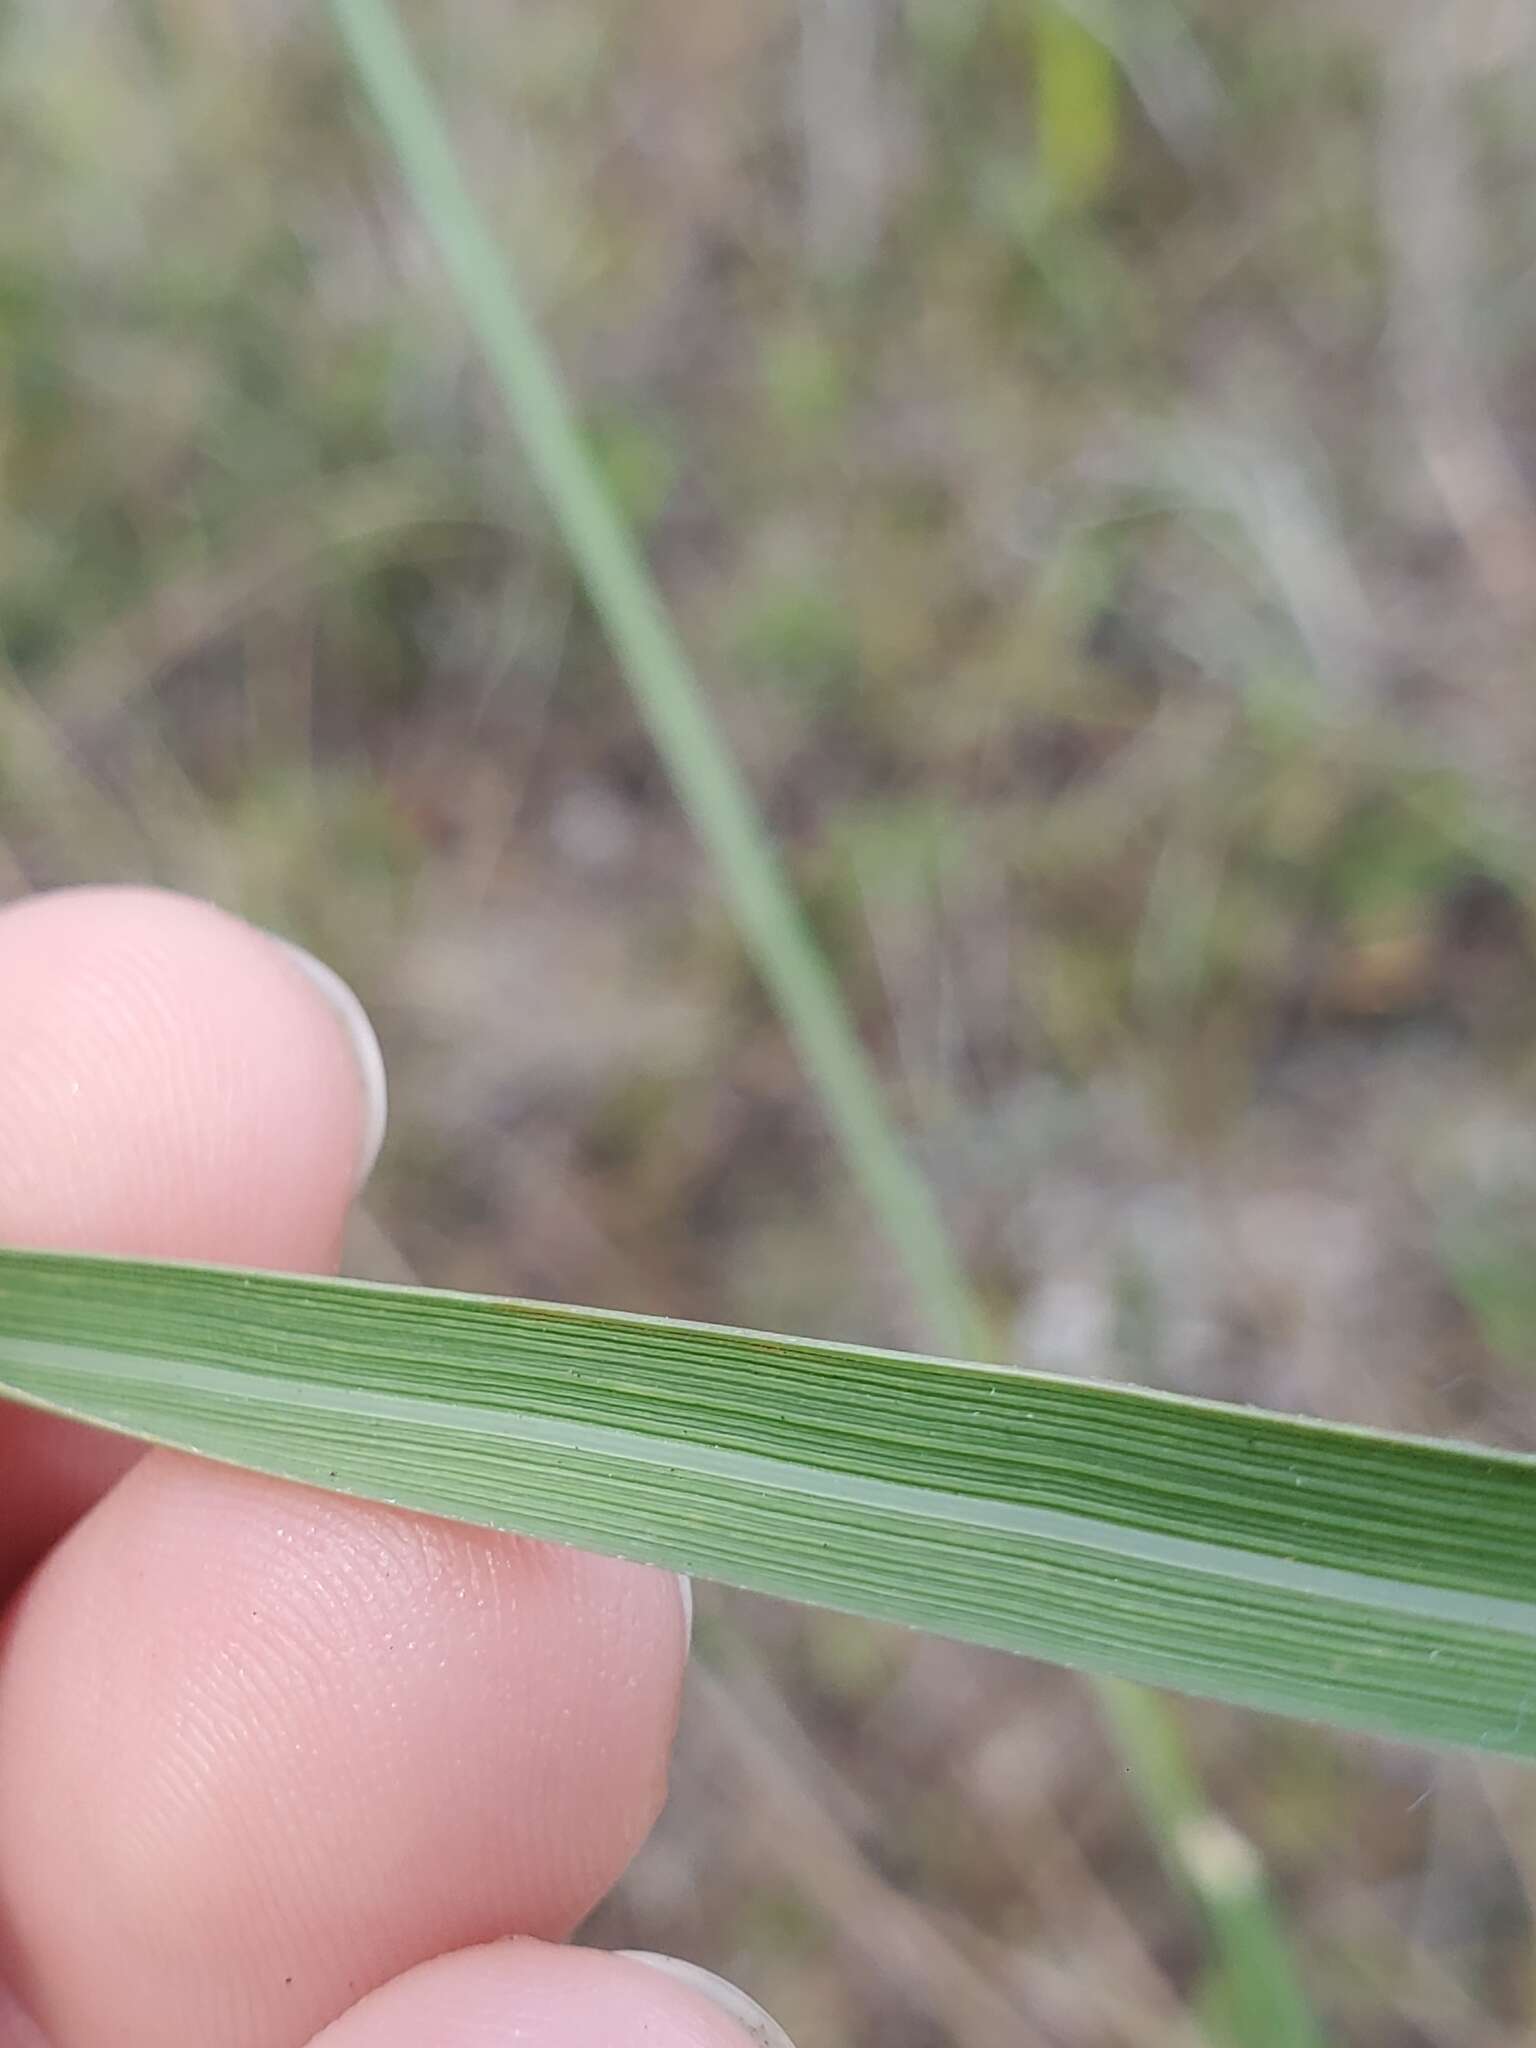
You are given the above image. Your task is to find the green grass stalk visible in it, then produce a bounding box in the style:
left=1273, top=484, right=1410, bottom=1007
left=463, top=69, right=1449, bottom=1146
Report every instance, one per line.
left=327, top=0, right=981, bottom=1362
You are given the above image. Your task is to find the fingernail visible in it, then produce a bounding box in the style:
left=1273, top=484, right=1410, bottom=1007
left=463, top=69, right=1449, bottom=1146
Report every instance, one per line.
left=273, top=939, right=389, bottom=1191
left=619, top=1954, right=795, bottom=2047
left=677, top=1575, right=693, bottom=1651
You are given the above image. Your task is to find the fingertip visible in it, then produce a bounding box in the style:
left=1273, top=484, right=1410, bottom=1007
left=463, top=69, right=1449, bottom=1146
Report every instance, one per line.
left=0, top=886, right=380, bottom=1267
left=308, top=1941, right=786, bottom=2048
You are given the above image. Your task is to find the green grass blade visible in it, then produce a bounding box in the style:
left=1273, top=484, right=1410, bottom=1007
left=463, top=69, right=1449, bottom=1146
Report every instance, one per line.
left=324, top=0, right=980, bottom=1361
left=3, top=1247, right=1534, bottom=1759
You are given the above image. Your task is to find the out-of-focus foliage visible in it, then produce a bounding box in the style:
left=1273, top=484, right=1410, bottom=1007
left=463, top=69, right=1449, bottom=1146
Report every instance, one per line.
left=8, top=2, right=1536, bottom=2041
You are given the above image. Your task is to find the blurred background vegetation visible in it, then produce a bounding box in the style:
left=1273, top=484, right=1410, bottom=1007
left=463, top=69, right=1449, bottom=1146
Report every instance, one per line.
left=7, top=0, right=1536, bottom=2040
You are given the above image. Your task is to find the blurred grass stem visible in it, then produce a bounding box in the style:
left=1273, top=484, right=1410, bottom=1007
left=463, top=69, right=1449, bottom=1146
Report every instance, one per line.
left=326, top=0, right=981, bottom=1361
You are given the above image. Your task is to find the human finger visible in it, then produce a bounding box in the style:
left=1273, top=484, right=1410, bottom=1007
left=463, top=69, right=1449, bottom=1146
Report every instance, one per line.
left=0, top=888, right=688, bottom=2048
left=307, top=1940, right=793, bottom=2048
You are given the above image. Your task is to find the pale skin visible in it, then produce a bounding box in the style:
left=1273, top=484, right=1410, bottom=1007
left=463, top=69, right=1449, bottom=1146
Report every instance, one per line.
left=0, top=887, right=761, bottom=2048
